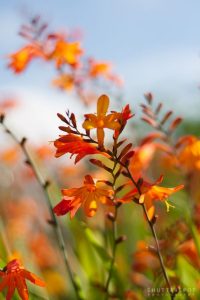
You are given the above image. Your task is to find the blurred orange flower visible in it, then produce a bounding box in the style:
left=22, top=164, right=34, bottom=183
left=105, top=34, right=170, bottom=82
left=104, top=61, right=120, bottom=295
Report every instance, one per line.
left=89, top=60, right=111, bottom=78
left=0, top=259, right=45, bottom=300
left=88, top=59, right=123, bottom=85
left=0, top=147, right=20, bottom=165
left=176, top=135, right=200, bottom=171
left=35, top=145, right=54, bottom=160
left=29, top=233, right=59, bottom=268
left=0, top=98, right=18, bottom=114
left=53, top=174, right=114, bottom=218
left=53, top=74, right=75, bottom=90
left=8, top=45, right=44, bottom=73
left=129, top=144, right=155, bottom=181
left=132, top=241, right=159, bottom=272
left=82, top=95, right=120, bottom=147
left=178, top=239, right=200, bottom=268
left=121, top=176, right=184, bottom=220
left=54, top=134, right=101, bottom=163
left=50, top=39, right=83, bottom=68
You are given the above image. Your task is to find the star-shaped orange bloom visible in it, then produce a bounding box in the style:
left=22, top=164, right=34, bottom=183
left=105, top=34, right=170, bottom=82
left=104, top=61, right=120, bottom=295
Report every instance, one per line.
left=82, top=95, right=120, bottom=147
left=0, top=259, right=45, bottom=300
left=50, top=39, right=83, bottom=68
left=53, top=175, right=114, bottom=218
left=121, top=176, right=184, bottom=220
left=8, top=45, right=44, bottom=73
left=54, top=134, right=101, bottom=163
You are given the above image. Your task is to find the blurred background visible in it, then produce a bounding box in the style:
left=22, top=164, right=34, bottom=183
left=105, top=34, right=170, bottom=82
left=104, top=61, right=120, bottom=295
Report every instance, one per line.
left=0, top=1, right=200, bottom=300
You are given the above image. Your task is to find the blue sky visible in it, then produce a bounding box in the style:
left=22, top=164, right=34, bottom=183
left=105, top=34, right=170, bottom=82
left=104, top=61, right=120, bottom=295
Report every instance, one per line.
left=0, top=0, right=200, bottom=141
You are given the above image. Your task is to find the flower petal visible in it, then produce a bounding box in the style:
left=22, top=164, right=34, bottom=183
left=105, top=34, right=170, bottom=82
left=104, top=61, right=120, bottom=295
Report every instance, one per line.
left=6, top=276, right=16, bottom=300
left=147, top=206, right=155, bottom=221
left=97, top=95, right=109, bottom=116
left=0, top=276, right=8, bottom=292
left=22, top=270, right=45, bottom=287
left=16, top=277, right=28, bottom=300
left=53, top=199, right=74, bottom=216
left=84, top=196, right=97, bottom=217
left=82, top=120, right=96, bottom=130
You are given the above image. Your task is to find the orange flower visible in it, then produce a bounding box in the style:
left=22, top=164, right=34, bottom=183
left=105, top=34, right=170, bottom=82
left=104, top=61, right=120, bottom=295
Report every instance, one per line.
left=35, top=145, right=54, bottom=160
left=8, top=45, right=43, bottom=73
left=53, top=175, right=114, bottom=218
left=89, top=60, right=111, bottom=78
left=178, top=239, right=200, bottom=268
left=132, top=241, right=159, bottom=272
left=176, top=135, right=200, bottom=171
left=0, top=98, right=18, bottom=114
left=0, top=147, right=20, bottom=165
left=53, top=74, right=75, bottom=90
left=0, top=259, right=45, bottom=300
left=82, top=95, right=120, bottom=147
left=121, top=176, right=184, bottom=220
left=50, top=39, right=83, bottom=68
left=54, top=134, right=101, bottom=163
left=129, top=143, right=156, bottom=181
left=88, top=59, right=123, bottom=85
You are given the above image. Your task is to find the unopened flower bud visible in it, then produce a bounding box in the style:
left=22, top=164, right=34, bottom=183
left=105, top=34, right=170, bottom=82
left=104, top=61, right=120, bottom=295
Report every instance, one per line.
left=106, top=212, right=115, bottom=222
left=116, top=235, right=127, bottom=244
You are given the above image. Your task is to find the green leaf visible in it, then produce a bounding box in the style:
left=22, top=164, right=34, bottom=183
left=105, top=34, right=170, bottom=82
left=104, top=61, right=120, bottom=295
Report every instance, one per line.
left=176, top=255, right=199, bottom=288
left=84, top=228, right=111, bottom=263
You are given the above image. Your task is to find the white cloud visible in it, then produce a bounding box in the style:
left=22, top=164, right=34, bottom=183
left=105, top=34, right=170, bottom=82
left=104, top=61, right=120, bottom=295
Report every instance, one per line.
left=0, top=85, right=86, bottom=143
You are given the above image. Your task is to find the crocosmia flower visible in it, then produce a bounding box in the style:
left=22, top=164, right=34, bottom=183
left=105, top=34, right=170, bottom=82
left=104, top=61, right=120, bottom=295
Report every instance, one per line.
left=0, top=259, right=45, bottom=300
left=54, top=134, right=101, bottom=163
left=8, top=45, right=43, bottom=73
left=89, top=60, right=111, bottom=78
left=121, top=176, right=184, bottom=220
left=176, top=135, right=200, bottom=171
left=50, top=39, right=83, bottom=68
left=53, top=174, right=114, bottom=218
left=82, top=95, right=120, bottom=147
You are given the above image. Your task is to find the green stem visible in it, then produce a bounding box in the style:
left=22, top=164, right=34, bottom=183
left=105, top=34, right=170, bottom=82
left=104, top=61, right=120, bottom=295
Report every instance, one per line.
left=104, top=206, right=118, bottom=300
left=104, top=143, right=122, bottom=300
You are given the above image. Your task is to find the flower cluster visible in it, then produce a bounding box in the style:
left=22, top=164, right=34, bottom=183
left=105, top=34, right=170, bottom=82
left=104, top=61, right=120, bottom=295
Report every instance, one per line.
left=53, top=94, right=184, bottom=222
left=8, top=16, right=122, bottom=104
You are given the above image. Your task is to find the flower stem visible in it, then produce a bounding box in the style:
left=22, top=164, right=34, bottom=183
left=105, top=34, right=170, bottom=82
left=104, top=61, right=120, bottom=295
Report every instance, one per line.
left=123, top=164, right=176, bottom=300
left=1, top=118, right=83, bottom=300
left=141, top=204, right=175, bottom=297
left=104, top=144, right=123, bottom=300
left=104, top=206, right=118, bottom=300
